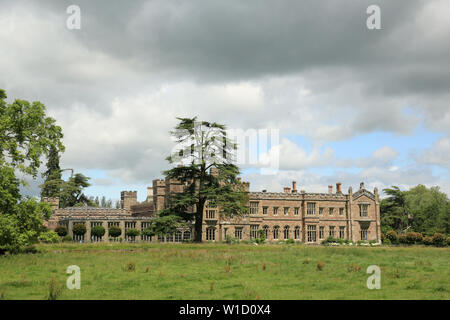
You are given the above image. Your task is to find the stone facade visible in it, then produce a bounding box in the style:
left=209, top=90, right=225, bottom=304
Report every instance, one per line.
left=44, top=177, right=381, bottom=244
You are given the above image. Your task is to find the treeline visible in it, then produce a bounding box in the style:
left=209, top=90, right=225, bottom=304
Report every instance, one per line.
left=380, top=185, right=449, bottom=236
left=87, top=196, right=121, bottom=209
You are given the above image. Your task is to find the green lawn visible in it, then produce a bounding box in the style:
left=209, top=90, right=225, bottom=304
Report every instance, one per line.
left=0, top=243, right=449, bottom=300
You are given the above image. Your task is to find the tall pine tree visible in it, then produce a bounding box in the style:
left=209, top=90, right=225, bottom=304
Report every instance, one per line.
left=162, top=117, right=248, bottom=242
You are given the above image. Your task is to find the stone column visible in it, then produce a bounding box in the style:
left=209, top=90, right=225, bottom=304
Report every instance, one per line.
left=68, top=220, right=74, bottom=239
left=85, top=220, right=91, bottom=243
left=136, top=220, right=141, bottom=243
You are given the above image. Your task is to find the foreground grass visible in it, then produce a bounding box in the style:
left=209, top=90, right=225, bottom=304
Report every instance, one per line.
left=0, top=243, right=449, bottom=300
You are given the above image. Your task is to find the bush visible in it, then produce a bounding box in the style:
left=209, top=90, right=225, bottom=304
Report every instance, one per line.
left=322, top=236, right=338, bottom=245
left=38, top=231, right=61, bottom=243
left=385, top=230, right=398, bottom=243
left=348, top=264, right=361, bottom=272
left=91, top=225, right=106, bottom=238
left=54, top=226, right=67, bottom=237
left=398, top=234, right=408, bottom=244
left=316, top=261, right=325, bottom=271
left=108, top=226, right=121, bottom=238
left=72, top=224, right=86, bottom=236
left=423, top=236, right=433, bottom=246
left=62, top=235, right=72, bottom=242
left=286, top=239, right=295, bottom=244
left=125, top=228, right=140, bottom=238
left=383, top=238, right=391, bottom=245
left=406, top=232, right=423, bottom=244
left=254, top=230, right=266, bottom=244
left=447, top=237, right=450, bottom=246
left=432, top=233, right=446, bottom=247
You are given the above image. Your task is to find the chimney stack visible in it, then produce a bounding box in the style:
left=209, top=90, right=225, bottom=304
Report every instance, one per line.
left=336, top=182, right=342, bottom=193
left=292, top=181, right=297, bottom=193
left=284, top=187, right=291, bottom=193
left=328, top=185, right=333, bottom=194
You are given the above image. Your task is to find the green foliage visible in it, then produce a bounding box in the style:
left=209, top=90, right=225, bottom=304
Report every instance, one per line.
left=405, top=232, right=423, bottom=244
left=383, top=238, right=392, bottom=245
left=254, top=229, right=266, bottom=244
left=316, top=261, right=325, bottom=271
left=286, top=239, right=295, bottom=244
left=91, top=226, right=106, bottom=238
left=385, top=230, right=398, bottom=243
left=38, top=231, right=61, bottom=243
left=0, top=199, right=52, bottom=252
left=72, top=224, right=86, bottom=236
left=108, top=226, right=121, bottom=238
left=40, top=145, right=63, bottom=198
left=321, top=236, right=339, bottom=245
left=381, top=185, right=449, bottom=235
left=54, top=226, right=68, bottom=237
left=125, top=228, right=140, bottom=238
left=142, top=215, right=185, bottom=237
left=62, top=235, right=72, bottom=242
left=46, top=276, right=62, bottom=300
left=423, top=236, right=434, bottom=246
left=162, top=117, right=249, bottom=242
left=432, top=233, right=446, bottom=247
left=0, top=89, right=64, bottom=178
left=0, top=90, right=64, bottom=252
left=58, top=173, right=93, bottom=208
left=398, top=234, right=408, bottom=244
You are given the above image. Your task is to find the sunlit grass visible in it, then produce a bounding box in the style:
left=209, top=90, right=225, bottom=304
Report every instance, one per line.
left=0, top=243, right=448, bottom=300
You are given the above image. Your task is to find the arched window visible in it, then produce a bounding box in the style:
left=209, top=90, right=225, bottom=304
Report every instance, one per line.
left=273, top=226, right=279, bottom=240
left=263, top=225, right=269, bottom=239
left=175, top=231, right=182, bottom=242
left=294, top=226, right=300, bottom=240
left=284, top=226, right=290, bottom=239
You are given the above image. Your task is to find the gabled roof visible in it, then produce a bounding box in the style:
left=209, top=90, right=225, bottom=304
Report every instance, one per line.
left=352, top=188, right=375, bottom=201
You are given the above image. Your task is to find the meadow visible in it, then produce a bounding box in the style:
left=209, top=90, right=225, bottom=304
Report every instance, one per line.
left=0, top=243, right=448, bottom=300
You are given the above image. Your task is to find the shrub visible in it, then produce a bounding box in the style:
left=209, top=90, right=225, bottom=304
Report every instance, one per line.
left=406, top=232, right=423, bottom=244
left=47, top=276, right=62, bottom=300
left=286, top=239, right=295, bottom=244
left=72, top=224, right=86, bottom=236
left=348, top=264, right=361, bottom=272
left=316, top=261, right=325, bottom=271
left=225, top=234, right=233, bottom=244
left=38, top=231, right=61, bottom=243
left=383, top=238, right=391, bottom=245
left=91, top=225, right=106, bottom=238
left=432, top=233, right=446, bottom=247
left=398, top=234, right=408, bottom=244
left=385, top=230, right=398, bottom=243
left=423, top=236, right=433, bottom=246
left=447, top=237, right=450, bottom=246
left=125, top=228, right=140, bottom=238
left=62, top=235, right=72, bottom=242
left=322, top=236, right=338, bottom=245
left=108, top=226, right=121, bottom=238
left=54, top=226, right=68, bottom=237
left=122, top=262, right=136, bottom=272
left=254, top=230, right=266, bottom=244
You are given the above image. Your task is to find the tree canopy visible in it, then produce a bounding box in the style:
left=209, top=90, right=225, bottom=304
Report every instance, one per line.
left=381, top=185, right=449, bottom=235
left=162, top=117, right=248, bottom=242
left=0, top=89, right=63, bottom=252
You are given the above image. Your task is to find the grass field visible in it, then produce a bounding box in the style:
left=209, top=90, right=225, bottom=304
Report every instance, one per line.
left=0, top=243, right=449, bottom=300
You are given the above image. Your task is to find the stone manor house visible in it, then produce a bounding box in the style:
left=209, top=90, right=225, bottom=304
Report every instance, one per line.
left=44, top=177, right=381, bottom=244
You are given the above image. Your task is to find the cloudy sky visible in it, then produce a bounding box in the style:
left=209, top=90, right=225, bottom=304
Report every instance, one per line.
left=1, top=0, right=449, bottom=201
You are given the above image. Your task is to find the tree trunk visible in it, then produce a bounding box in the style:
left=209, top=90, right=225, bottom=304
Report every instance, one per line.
left=194, top=202, right=204, bottom=242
